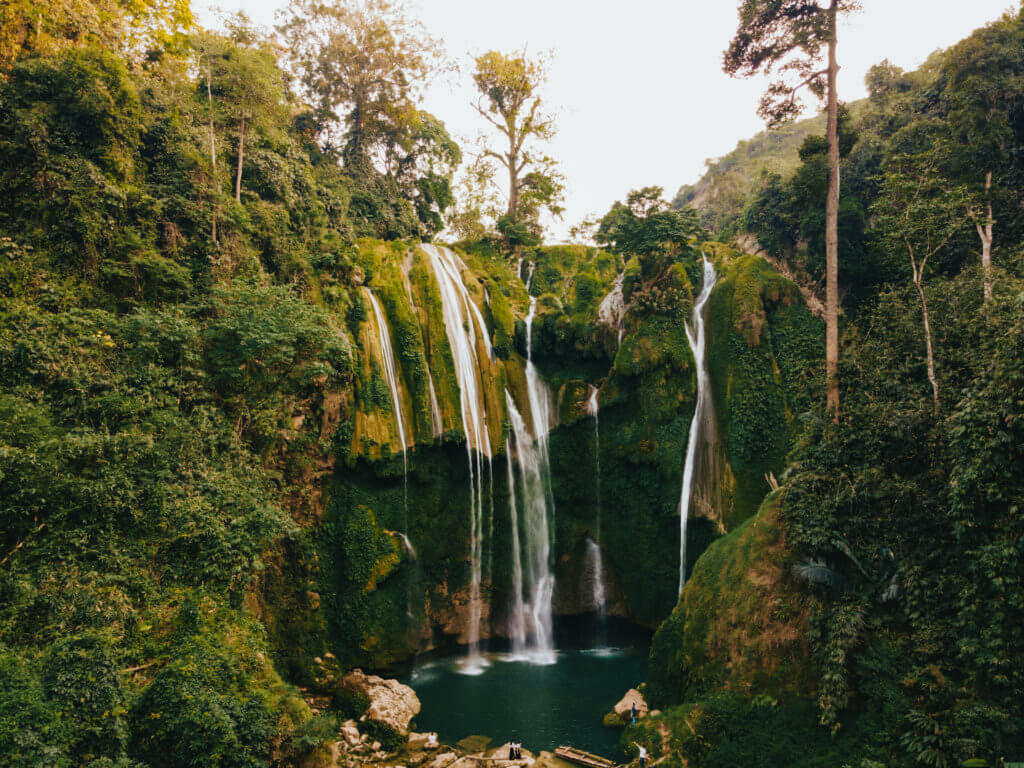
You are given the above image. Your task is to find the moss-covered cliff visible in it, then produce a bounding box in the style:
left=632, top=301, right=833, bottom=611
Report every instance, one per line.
left=646, top=493, right=816, bottom=706
left=705, top=246, right=823, bottom=528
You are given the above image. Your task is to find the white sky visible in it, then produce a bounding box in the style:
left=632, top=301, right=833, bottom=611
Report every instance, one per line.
left=200, top=0, right=1017, bottom=240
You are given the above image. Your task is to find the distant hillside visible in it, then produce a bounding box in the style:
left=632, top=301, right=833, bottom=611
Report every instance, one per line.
left=671, top=104, right=862, bottom=237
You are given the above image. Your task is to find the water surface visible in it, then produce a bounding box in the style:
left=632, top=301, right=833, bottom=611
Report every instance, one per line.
left=403, top=633, right=648, bottom=759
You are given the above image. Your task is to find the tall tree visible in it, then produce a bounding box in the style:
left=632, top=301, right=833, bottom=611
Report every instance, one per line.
left=471, top=50, right=563, bottom=244
left=724, top=0, right=859, bottom=420
left=277, top=0, right=442, bottom=166
left=871, top=153, right=967, bottom=412
left=216, top=17, right=288, bottom=203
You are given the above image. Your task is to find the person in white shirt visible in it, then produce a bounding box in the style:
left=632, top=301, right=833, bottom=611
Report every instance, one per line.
left=633, top=743, right=647, bottom=768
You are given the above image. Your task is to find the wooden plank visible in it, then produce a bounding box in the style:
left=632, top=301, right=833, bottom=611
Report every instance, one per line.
left=554, top=746, right=619, bottom=768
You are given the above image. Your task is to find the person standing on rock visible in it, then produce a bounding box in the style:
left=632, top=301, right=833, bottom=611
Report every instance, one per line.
left=633, top=743, right=647, bottom=768
left=631, top=702, right=638, bottom=725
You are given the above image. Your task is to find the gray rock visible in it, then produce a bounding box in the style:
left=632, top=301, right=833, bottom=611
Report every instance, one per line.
left=343, top=670, right=422, bottom=735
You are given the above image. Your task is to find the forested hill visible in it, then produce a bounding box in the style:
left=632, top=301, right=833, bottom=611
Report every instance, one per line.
left=670, top=109, right=832, bottom=236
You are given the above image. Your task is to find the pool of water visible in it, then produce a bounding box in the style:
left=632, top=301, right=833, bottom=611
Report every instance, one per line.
left=402, top=627, right=649, bottom=759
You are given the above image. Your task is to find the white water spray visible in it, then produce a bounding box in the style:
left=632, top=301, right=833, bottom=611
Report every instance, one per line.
left=678, top=255, right=718, bottom=595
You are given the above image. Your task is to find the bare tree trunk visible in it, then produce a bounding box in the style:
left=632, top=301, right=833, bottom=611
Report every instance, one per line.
left=235, top=116, right=245, bottom=203
left=206, top=64, right=218, bottom=244
left=976, top=170, right=993, bottom=301
left=825, top=0, right=841, bottom=422
left=911, top=264, right=940, bottom=412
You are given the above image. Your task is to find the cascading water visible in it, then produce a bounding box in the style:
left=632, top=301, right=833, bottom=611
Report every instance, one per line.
left=524, top=299, right=555, bottom=503
left=505, top=435, right=527, bottom=652
left=366, top=289, right=410, bottom=533
left=365, top=289, right=409, bottom=468
left=427, top=376, right=444, bottom=438
left=677, top=254, right=719, bottom=595
left=585, top=386, right=607, bottom=615
left=598, top=273, right=628, bottom=346
left=505, top=391, right=555, bottom=662
left=422, top=244, right=495, bottom=671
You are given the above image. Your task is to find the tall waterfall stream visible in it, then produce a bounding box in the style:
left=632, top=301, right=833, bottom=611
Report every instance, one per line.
left=677, top=255, right=719, bottom=594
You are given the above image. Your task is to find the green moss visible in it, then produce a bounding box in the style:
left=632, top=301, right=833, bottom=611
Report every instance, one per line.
left=487, top=280, right=516, bottom=359
left=371, top=258, right=435, bottom=443
left=705, top=249, right=823, bottom=528
left=646, top=494, right=816, bottom=707
left=627, top=692, right=873, bottom=768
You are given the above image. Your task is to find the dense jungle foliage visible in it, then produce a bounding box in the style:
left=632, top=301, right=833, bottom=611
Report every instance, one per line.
left=1, top=0, right=1023, bottom=767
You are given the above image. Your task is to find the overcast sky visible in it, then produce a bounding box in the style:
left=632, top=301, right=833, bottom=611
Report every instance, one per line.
left=200, top=0, right=1017, bottom=240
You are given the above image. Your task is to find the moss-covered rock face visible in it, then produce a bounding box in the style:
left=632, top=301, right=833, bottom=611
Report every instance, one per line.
left=294, top=238, right=823, bottom=668
left=646, top=493, right=816, bottom=707
left=705, top=246, right=823, bottom=529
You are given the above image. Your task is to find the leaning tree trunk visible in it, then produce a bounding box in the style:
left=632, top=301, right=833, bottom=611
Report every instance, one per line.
left=910, top=252, right=940, bottom=412
left=824, top=0, right=841, bottom=422
left=976, top=170, right=994, bottom=301
left=235, top=116, right=245, bottom=203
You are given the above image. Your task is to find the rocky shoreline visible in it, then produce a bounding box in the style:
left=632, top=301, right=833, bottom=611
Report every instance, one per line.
left=304, top=662, right=649, bottom=768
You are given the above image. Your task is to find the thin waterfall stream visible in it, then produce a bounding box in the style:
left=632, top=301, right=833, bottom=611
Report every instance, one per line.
left=365, top=288, right=410, bottom=531
left=585, top=386, right=607, bottom=619
left=677, top=254, right=718, bottom=594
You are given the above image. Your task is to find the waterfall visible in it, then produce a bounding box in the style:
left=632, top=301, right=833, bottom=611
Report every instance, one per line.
left=505, top=391, right=555, bottom=663
left=525, top=261, right=536, bottom=293
left=365, top=288, right=411, bottom=543
left=678, top=254, right=719, bottom=595
left=427, top=375, right=444, bottom=438
left=365, top=289, right=409, bottom=466
left=583, top=539, right=606, bottom=611
left=422, top=244, right=495, bottom=670
left=598, top=273, right=628, bottom=346
left=398, top=532, right=418, bottom=561
left=505, top=435, right=527, bottom=653
left=585, top=386, right=607, bottom=615
left=525, top=299, right=554, bottom=485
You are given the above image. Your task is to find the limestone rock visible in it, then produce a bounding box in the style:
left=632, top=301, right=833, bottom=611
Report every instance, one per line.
left=340, top=719, right=361, bottom=747
left=342, top=669, right=421, bottom=734
left=613, top=688, right=648, bottom=722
